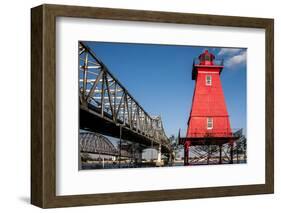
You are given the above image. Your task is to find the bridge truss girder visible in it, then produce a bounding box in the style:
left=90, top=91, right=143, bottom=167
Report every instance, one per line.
left=79, top=41, right=171, bottom=153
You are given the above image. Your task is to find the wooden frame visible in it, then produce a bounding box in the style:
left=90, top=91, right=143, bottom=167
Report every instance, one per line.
left=31, top=4, right=274, bottom=208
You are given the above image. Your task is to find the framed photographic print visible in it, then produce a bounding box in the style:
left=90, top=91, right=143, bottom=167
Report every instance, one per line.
left=31, top=4, right=274, bottom=208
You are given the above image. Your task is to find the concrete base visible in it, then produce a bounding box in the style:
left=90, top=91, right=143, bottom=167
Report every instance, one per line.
left=156, top=161, right=164, bottom=167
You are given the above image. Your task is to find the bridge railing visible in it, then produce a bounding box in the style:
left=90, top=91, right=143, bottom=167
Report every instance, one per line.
left=79, top=42, right=170, bottom=150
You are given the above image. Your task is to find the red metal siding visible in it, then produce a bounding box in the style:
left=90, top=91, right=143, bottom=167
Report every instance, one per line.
left=186, top=66, right=232, bottom=138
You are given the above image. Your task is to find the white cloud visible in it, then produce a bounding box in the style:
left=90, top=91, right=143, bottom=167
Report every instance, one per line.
left=218, top=48, right=241, bottom=56
left=224, top=50, right=247, bottom=68
left=215, top=47, right=247, bottom=69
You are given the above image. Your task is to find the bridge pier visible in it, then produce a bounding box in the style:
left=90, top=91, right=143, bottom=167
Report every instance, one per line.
left=132, top=145, right=142, bottom=166
left=156, top=145, right=163, bottom=166
left=137, top=149, right=143, bottom=164
left=168, top=152, right=174, bottom=166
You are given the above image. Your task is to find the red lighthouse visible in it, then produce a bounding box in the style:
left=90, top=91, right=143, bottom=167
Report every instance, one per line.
left=182, top=50, right=237, bottom=165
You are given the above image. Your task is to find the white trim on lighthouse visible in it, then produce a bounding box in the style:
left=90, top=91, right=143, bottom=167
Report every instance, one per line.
left=206, top=75, right=212, bottom=86
left=207, top=117, right=213, bottom=129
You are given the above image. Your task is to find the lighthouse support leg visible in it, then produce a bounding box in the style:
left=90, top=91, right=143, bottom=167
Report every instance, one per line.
left=207, top=145, right=210, bottom=165
left=185, top=142, right=190, bottom=166
left=236, top=142, right=239, bottom=163
left=184, top=148, right=186, bottom=165
left=219, top=144, right=222, bottom=164
left=186, top=148, right=189, bottom=166
left=229, top=142, right=234, bottom=164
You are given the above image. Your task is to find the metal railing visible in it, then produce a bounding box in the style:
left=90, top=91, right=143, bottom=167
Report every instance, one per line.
left=186, top=128, right=242, bottom=138
left=193, top=58, right=224, bottom=66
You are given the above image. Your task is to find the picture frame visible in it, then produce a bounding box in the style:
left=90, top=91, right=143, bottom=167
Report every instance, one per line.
left=31, top=4, right=274, bottom=208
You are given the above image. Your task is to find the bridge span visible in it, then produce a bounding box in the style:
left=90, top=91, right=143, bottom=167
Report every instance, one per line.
left=79, top=41, right=172, bottom=162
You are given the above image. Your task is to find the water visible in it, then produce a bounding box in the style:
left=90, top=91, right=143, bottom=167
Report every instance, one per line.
left=81, top=161, right=168, bottom=170
left=81, top=159, right=246, bottom=170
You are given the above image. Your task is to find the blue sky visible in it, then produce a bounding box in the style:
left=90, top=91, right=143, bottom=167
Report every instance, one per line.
left=84, top=41, right=247, bottom=138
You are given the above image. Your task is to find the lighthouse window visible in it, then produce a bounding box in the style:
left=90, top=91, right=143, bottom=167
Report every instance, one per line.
left=207, top=117, right=213, bottom=129
left=206, top=75, right=212, bottom=86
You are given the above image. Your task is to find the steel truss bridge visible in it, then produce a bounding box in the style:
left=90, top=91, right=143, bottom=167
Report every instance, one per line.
left=80, top=132, right=118, bottom=156
left=80, top=132, right=143, bottom=159
left=79, top=41, right=172, bottom=160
